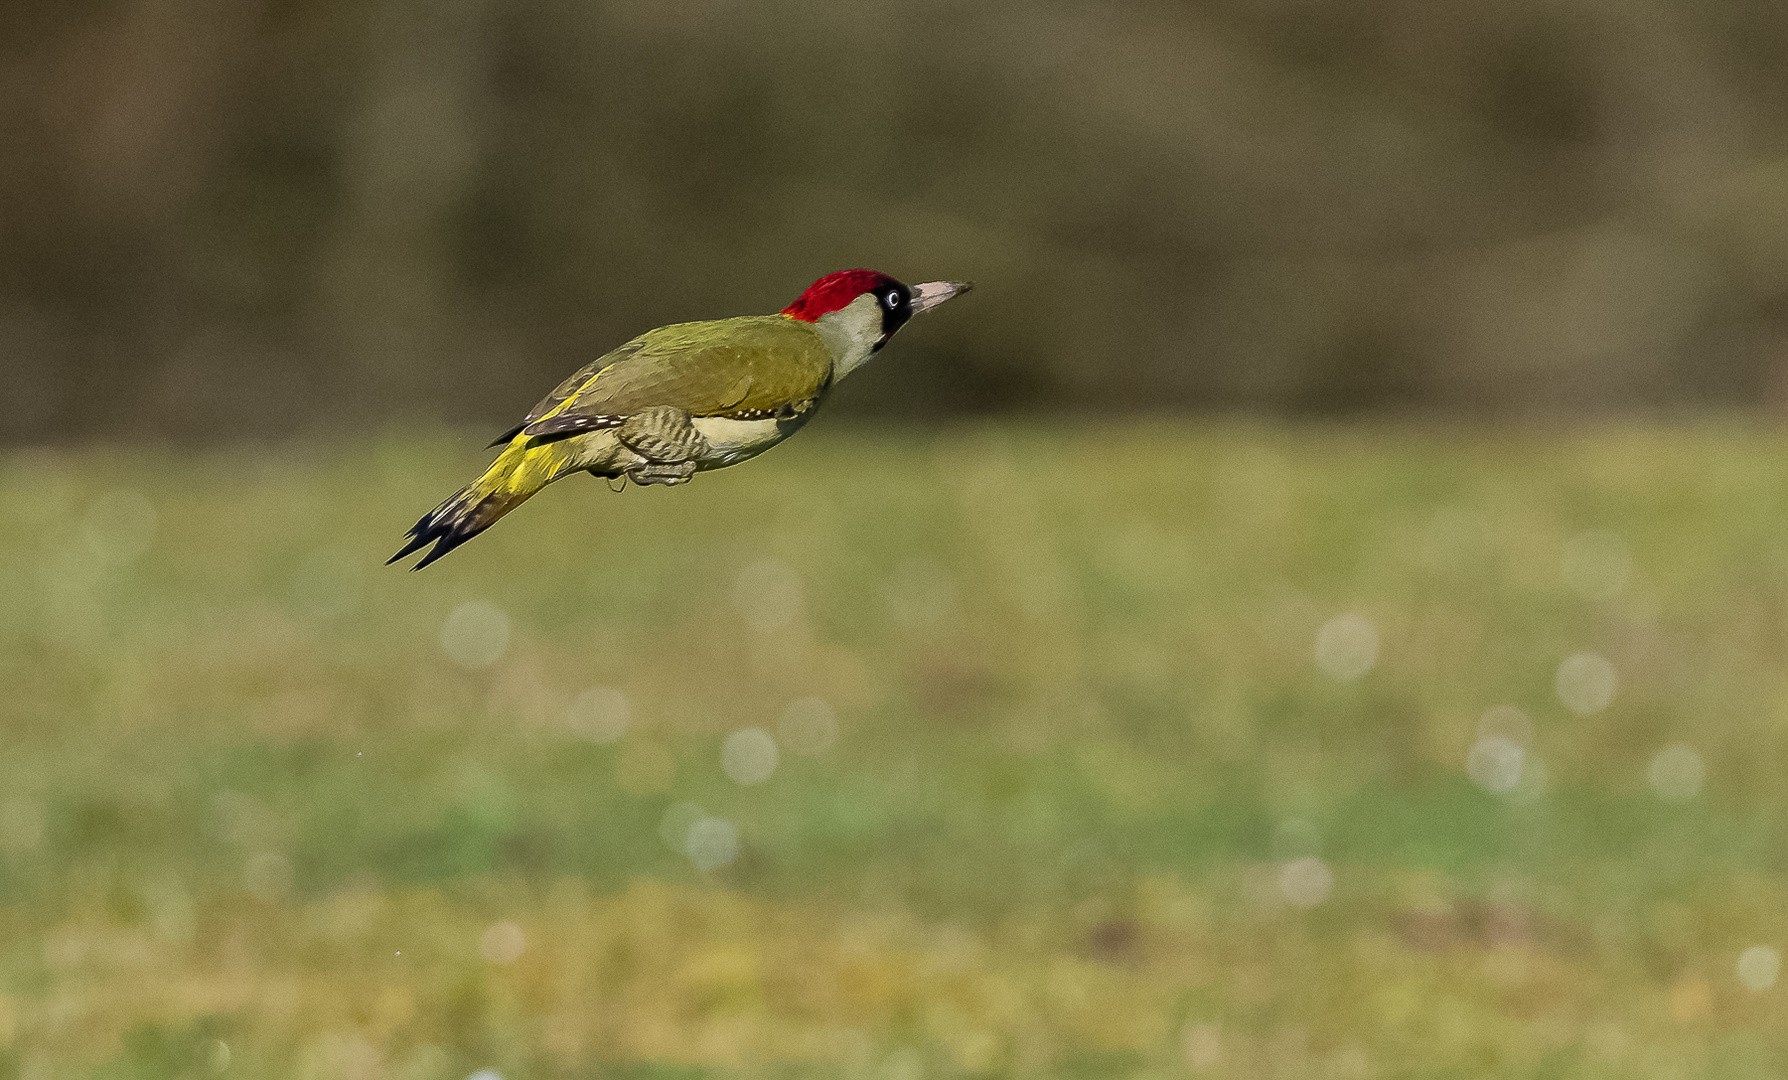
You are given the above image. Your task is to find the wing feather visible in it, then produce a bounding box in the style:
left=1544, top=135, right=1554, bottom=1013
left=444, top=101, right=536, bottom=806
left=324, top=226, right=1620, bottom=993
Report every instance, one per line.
left=521, top=317, right=831, bottom=435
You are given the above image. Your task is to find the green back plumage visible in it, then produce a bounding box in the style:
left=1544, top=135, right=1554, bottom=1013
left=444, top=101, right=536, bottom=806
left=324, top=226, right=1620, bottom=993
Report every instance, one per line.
left=526, top=315, right=832, bottom=429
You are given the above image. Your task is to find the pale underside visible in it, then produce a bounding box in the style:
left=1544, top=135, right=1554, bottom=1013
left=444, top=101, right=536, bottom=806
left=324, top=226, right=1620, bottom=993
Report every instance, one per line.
left=561, top=413, right=808, bottom=479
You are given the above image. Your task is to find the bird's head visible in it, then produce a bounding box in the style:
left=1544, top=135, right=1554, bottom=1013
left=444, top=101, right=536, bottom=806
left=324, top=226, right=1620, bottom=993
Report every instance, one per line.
left=782, top=270, right=972, bottom=377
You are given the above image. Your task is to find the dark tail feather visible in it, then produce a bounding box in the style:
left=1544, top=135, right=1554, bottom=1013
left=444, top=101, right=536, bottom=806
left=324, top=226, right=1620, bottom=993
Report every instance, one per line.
left=388, top=489, right=518, bottom=570
left=410, top=520, right=490, bottom=570
left=387, top=514, right=436, bottom=565
left=390, top=442, right=563, bottom=570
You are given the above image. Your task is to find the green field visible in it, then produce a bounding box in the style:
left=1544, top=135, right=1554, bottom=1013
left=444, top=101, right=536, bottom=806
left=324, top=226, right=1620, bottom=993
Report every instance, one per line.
left=2, top=423, right=1787, bottom=1079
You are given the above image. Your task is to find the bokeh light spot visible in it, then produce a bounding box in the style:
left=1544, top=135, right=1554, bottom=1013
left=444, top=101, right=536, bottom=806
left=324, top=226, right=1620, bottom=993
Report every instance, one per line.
left=722, top=728, right=779, bottom=785
left=1738, top=946, right=1780, bottom=991
left=1468, top=736, right=1524, bottom=793
left=1648, top=744, right=1705, bottom=802
left=732, top=559, right=803, bottom=632
left=440, top=601, right=511, bottom=670
left=1314, top=614, right=1378, bottom=680
left=468, top=1071, right=503, bottom=1080
left=686, top=816, right=740, bottom=871
left=1472, top=706, right=1533, bottom=795
left=1555, top=652, right=1616, bottom=715
left=1278, top=857, right=1333, bottom=908
left=1561, top=530, right=1632, bottom=600
left=567, top=687, right=629, bottom=743
left=778, top=696, right=838, bottom=755
left=659, top=801, right=704, bottom=852
left=479, top=921, right=525, bottom=964
left=202, top=1039, right=230, bottom=1075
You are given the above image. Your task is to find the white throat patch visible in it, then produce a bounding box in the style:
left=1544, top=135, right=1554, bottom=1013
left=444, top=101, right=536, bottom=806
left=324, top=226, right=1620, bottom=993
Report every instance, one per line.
left=814, top=293, right=885, bottom=380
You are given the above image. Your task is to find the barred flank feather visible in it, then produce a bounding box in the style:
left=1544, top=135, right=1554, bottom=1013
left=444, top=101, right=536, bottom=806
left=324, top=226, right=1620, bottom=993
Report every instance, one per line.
left=389, top=441, right=577, bottom=570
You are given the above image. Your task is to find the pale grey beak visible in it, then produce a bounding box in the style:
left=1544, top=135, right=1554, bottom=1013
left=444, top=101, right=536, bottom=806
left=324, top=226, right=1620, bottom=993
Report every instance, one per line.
left=910, top=280, right=974, bottom=315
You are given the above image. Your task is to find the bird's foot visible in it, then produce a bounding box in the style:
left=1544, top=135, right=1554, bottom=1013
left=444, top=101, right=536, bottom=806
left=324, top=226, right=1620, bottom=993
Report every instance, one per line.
left=627, top=461, right=697, bottom=487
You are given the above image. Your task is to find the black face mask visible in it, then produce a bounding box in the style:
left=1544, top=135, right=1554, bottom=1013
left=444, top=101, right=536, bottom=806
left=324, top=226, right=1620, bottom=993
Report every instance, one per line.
left=874, top=282, right=913, bottom=350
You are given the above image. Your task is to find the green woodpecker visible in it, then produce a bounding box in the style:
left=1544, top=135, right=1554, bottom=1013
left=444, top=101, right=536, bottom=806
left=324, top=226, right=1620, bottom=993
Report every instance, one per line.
left=391, top=270, right=972, bottom=569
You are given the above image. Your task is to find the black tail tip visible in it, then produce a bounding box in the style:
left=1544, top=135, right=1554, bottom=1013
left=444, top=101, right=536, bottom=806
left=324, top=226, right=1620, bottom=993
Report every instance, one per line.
left=388, top=505, right=487, bottom=571
left=387, top=513, right=434, bottom=565
left=409, top=533, right=471, bottom=571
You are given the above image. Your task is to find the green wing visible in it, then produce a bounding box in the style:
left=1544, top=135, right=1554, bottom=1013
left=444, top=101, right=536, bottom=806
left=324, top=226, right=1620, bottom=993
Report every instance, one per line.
left=522, top=339, right=650, bottom=426
left=517, top=316, right=832, bottom=442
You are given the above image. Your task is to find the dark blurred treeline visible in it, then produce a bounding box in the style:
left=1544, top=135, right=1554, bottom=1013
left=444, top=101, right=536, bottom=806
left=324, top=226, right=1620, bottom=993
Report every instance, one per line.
left=6, top=0, right=1788, bottom=440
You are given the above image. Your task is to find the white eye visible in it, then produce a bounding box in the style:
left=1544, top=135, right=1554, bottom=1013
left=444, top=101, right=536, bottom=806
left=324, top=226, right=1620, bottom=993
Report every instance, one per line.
left=884, top=292, right=900, bottom=309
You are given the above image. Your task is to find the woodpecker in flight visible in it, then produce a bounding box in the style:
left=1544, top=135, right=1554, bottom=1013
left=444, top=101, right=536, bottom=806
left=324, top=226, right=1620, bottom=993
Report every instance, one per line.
left=390, top=270, right=972, bottom=569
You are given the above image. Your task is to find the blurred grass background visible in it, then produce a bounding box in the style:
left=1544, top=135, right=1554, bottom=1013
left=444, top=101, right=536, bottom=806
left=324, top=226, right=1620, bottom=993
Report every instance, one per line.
left=10, top=0, right=1788, bottom=1075
left=4, top=426, right=1788, bottom=1076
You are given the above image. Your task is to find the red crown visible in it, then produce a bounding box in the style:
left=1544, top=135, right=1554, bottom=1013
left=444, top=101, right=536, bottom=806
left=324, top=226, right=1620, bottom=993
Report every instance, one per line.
left=781, top=269, right=899, bottom=322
